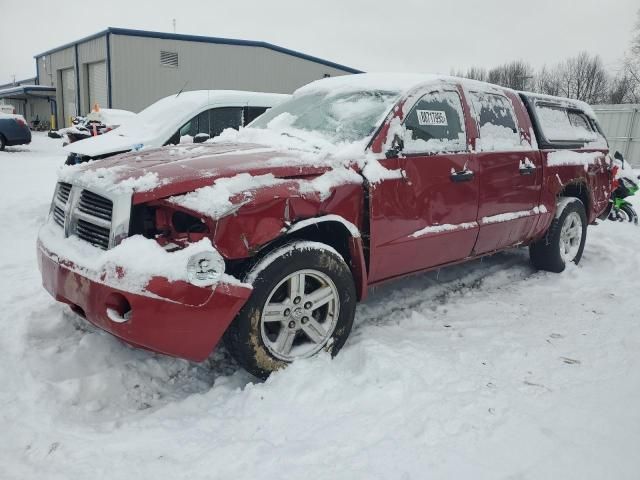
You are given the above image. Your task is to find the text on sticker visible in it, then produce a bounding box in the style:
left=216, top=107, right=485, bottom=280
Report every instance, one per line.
left=416, top=110, right=448, bottom=126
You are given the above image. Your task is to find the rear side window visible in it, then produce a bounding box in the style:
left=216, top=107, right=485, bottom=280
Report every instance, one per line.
left=469, top=92, right=523, bottom=151
left=244, top=106, right=269, bottom=125
left=535, top=103, right=598, bottom=143
left=177, top=107, right=244, bottom=140
left=210, top=107, right=243, bottom=137
left=403, top=90, right=467, bottom=153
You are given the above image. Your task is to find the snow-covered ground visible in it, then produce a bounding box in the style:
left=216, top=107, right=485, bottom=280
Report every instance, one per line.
left=1, top=133, right=640, bottom=479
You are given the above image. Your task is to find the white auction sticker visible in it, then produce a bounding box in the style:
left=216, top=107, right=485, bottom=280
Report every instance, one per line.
left=416, top=110, right=448, bottom=126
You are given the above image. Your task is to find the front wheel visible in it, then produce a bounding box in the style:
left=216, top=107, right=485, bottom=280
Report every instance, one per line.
left=620, top=204, right=638, bottom=225
left=530, top=197, right=587, bottom=273
left=0, top=135, right=5, bottom=151
left=224, top=241, right=357, bottom=379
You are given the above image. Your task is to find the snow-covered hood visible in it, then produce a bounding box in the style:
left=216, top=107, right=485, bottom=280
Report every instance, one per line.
left=63, top=129, right=142, bottom=157
left=59, top=142, right=347, bottom=203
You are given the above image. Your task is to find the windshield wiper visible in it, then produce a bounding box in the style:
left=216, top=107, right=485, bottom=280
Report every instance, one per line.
left=280, top=132, right=321, bottom=151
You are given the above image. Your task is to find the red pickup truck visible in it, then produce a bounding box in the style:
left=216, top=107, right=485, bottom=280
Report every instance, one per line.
left=38, top=74, right=612, bottom=378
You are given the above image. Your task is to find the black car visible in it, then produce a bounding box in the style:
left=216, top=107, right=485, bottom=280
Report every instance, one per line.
left=0, top=113, right=31, bottom=150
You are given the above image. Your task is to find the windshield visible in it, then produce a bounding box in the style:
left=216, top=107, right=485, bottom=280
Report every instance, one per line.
left=249, top=90, right=400, bottom=145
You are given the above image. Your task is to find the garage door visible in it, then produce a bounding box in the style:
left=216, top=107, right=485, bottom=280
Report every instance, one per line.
left=88, top=62, right=107, bottom=111
left=61, top=68, right=77, bottom=126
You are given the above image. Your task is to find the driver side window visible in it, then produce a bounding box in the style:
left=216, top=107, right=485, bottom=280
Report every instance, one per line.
left=403, top=90, right=467, bottom=154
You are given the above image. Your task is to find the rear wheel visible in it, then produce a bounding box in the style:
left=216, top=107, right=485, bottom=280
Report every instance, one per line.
left=530, top=198, right=587, bottom=273
left=0, top=135, right=5, bottom=151
left=224, top=241, right=357, bottom=379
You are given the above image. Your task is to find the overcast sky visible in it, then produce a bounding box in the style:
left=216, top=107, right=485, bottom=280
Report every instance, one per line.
left=0, top=0, right=637, bottom=84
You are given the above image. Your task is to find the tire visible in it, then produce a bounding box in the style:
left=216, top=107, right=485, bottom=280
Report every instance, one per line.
left=620, top=204, right=638, bottom=225
left=0, top=134, right=5, bottom=151
left=530, top=197, right=587, bottom=273
left=224, top=241, right=357, bottom=379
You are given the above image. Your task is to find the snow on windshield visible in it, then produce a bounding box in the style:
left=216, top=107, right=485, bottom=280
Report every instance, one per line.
left=248, top=90, right=400, bottom=146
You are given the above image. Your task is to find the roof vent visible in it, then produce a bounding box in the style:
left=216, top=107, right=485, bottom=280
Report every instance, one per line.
left=160, top=51, right=179, bottom=68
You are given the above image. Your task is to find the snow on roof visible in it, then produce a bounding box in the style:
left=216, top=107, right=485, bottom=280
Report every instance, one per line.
left=294, top=73, right=512, bottom=98
left=518, top=90, right=597, bottom=118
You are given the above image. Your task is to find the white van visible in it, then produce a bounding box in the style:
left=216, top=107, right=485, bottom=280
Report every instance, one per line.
left=64, top=90, right=289, bottom=164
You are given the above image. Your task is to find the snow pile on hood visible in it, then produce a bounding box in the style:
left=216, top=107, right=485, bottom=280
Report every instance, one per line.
left=168, top=173, right=289, bottom=219
left=168, top=166, right=363, bottom=218
left=58, top=163, right=165, bottom=194
left=85, top=108, right=135, bottom=128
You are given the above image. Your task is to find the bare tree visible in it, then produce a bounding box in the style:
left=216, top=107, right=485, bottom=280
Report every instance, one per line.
left=535, top=65, right=562, bottom=96
left=452, top=66, right=488, bottom=82
left=544, top=52, right=609, bottom=104
left=486, top=60, right=534, bottom=90
left=608, top=72, right=639, bottom=103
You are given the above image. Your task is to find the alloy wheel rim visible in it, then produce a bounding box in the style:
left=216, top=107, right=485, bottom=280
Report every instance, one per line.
left=260, top=269, right=340, bottom=362
left=559, top=211, right=583, bottom=262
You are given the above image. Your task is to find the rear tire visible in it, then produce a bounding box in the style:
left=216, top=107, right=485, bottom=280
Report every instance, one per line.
left=530, top=198, right=587, bottom=273
left=0, top=135, right=5, bottom=151
left=224, top=241, right=357, bottom=379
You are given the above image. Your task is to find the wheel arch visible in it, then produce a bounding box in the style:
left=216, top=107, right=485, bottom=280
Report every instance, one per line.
left=558, top=180, right=591, bottom=219
left=233, top=215, right=368, bottom=301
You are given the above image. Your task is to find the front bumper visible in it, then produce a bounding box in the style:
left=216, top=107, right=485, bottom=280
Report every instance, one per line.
left=37, top=240, right=252, bottom=362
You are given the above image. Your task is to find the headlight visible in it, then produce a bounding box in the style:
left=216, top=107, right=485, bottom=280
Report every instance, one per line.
left=186, top=250, right=225, bottom=287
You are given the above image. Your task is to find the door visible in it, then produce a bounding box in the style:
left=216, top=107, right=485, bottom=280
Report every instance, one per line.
left=60, top=68, right=76, bottom=126
left=369, top=88, right=480, bottom=282
left=87, top=62, right=108, bottom=110
left=468, top=91, right=543, bottom=254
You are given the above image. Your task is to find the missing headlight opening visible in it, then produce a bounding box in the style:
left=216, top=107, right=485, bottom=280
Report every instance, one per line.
left=172, top=211, right=208, bottom=234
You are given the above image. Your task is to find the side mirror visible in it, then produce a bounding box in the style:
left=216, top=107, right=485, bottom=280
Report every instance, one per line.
left=385, top=133, right=405, bottom=159
left=193, top=133, right=210, bottom=144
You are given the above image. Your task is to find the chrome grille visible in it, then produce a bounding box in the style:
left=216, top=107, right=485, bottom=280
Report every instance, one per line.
left=53, top=205, right=65, bottom=227
left=78, top=190, right=113, bottom=222
left=49, top=182, right=130, bottom=251
left=56, top=182, right=72, bottom=204
left=76, top=218, right=110, bottom=249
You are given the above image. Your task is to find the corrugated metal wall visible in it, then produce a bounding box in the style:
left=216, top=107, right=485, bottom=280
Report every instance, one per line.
left=38, top=36, right=108, bottom=125
left=38, top=32, right=354, bottom=123
left=37, top=46, right=75, bottom=125
left=110, top=35, right=350, bottom=112
left=78, top=37, right=108, bottom=113
left=593, top=104, right=640, bottom=167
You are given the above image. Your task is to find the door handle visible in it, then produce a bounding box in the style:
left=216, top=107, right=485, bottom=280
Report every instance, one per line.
left=519, top=159, right=536, bottom=176
left=450, top=168, right=475, bottom=183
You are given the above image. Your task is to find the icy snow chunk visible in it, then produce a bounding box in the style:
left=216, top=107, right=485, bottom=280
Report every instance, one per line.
left=410, top=222, right=478, bottom=238
left=476, top=123, right=528, bottom=152
left=168, top=173, right=288, bottom=219
left=547, top=151, right=604, bottom=168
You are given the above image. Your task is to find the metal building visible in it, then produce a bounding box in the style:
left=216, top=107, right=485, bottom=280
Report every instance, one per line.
left=34, top=27, right=361, bottom=127
left=0, top=77, right=55, bottom=127
left=593, top=104, right=640, bottom=166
